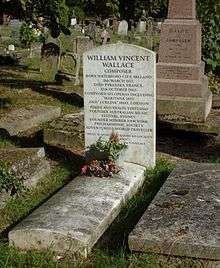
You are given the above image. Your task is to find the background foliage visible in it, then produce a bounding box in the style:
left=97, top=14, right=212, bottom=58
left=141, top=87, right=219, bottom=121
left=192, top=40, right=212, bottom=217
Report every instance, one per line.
left=1, top=0, right=219, bottom=72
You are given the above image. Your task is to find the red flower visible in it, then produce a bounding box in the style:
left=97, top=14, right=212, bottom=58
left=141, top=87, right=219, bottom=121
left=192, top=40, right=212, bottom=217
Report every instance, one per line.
left=81, top=165, right=88, bottom=175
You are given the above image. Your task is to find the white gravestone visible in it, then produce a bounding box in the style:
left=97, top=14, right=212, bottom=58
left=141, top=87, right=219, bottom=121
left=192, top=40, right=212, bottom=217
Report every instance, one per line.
left=117, top=20, right=128, bottom=36
left=138, top=21, right=146, bottom=33
left=83, top=43, right=156, bottom=167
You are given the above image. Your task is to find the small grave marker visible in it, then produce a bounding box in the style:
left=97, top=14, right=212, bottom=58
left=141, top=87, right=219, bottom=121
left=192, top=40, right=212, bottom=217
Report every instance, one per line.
left=117, top=20, right=128, bottom=36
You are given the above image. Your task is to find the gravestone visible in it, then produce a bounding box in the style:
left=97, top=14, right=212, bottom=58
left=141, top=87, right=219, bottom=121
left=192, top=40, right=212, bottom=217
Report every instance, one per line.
left=129, top=163, right=220, bottom=261
left=9, top=43, right=156, bottom=256
left=84, top=43, right=156, bottom=167
left=85, top=22, right=96, bottom=41
left=0, top=148, right=50, bottom=209
left=157, top=0, right=212, bottom=122
left=101, top=29, right=110, bottom=45
left=76, top=36, right=94, bottom=56
left=40, top=38, right=61, bottom=81
left=137, top=21, right=146, bottom=33
left=117, top=20, right=128, bottom=36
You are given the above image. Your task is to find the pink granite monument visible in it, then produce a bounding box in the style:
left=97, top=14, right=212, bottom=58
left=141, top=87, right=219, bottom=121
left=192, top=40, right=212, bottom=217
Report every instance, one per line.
left=157, top=0, right=212, bottom=122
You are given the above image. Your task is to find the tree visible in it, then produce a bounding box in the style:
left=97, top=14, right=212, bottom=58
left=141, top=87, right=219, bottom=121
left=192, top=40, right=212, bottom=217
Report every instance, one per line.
left=0, top=0, right=72, bottom=38
left=67, top=0, right=119, bottom=20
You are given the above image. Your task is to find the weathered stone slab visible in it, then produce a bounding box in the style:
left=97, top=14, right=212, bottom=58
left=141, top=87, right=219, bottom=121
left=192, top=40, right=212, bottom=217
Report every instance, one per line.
left=117, top=20, right=128, bottom=36
left=129, top=163, right=220, bottom=260
left=0, top=148, right=50, bottom=208
left=0, top=105, right=61, bottom=136
left=44, top=113, right=84, bottom=154
left=158, top=108, right=220, bottom=136
left=9, top=162, right=145, bottom=257
left=213, top=94, right=220, bottom=108
left=83, top=43, right=156, bottom=167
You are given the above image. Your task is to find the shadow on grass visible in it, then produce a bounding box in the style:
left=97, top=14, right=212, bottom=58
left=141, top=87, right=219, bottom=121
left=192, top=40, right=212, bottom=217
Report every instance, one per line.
left=96, top=160, right=174, bottom=252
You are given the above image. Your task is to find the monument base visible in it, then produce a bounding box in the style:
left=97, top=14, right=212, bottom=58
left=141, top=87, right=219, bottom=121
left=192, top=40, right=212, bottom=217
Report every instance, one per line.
left=157, top=91, right=212, bottom=122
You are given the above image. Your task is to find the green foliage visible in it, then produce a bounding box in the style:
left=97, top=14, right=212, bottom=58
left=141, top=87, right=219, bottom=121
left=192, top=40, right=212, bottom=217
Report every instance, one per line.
left=67, top=0, right=120, bottom=19
left=20, top=22, right=44, bottom=47
left=0, top=161, right=26, bottom=195
left=119, top=0, right=167, bottom=21
left=197, top=0, right=220, bottom=73
left=89, top=133, right=127, bottom=161
left=208, top=72, right=220, bottom=93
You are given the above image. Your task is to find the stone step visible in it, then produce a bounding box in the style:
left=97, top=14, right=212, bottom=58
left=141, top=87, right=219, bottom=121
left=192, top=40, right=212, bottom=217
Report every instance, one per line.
left=0, top=148, right=50, bottom=208
left=0, top=105, right=61, bottom=137
left=9, top=162, right=145, bottom=257
left=44, top=113, right=84, bottom=155
left=129, top=163, right=220, bottom=261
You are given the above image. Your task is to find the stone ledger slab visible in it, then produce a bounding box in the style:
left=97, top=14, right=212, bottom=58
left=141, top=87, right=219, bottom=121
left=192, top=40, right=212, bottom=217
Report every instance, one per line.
left=0, top=148, right=50, bottom=208
left=0, top=105, right=61, bottom=136
left=44, top=113, right=84, bottom=155
left=129, top=163, right=220, bottom=260
left=9, top=163, right=145, bottom=257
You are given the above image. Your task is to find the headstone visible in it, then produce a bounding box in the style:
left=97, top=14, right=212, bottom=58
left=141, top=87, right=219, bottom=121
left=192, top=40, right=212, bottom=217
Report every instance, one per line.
left=117, top=20, right=128, bottom=36
left=0, top=105, right=61, bottom=136
left=112, top=19, right=119, bottom=33
left=8, top=44, right=15, bottom=51
left=101, top=29, right=110, bottom=45
left=40, top=38, right=60, bottom=81
left=157, top=0, right=212, bottom=122
left=84, top=43, right=156, bottom=167
left=76, top=36, right=94, bottom=55
left=129, top=163, right=220, bottom=261
left=137, top=21, right=146, bottom=33
left=168, top=0, right=196, bottom=19
left=71, top=18, right=77, bottom=26
left=85, top=22, right=96, bottom=41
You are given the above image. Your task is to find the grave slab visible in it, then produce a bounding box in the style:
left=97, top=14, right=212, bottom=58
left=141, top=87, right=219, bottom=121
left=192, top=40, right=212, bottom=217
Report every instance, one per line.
left=0, top=148, right=50, bottom=208
left=0, top=105, right=61, bottom=136
left=44, top=113, right=84, bottom=155
left=9, top=162, right=145, bottom=257
left=158, top=108, right=220, bottom=137
left=129, top=163, right=220, bottom=260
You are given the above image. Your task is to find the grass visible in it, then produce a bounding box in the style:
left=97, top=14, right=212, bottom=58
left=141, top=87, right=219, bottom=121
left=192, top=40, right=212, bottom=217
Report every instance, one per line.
left=0, top=162, right=73, bottom=233
left=0, top=160, right=214, bottom=267
left=0, top=160, right=174, bottom=268
left=0, top=138, right=16, bottom=149
left=0, top=85, right=79, bottom=115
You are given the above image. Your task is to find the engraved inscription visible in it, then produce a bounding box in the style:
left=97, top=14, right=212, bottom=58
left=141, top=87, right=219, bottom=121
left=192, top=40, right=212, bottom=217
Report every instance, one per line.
left=84, top=44, right=156, bottom=167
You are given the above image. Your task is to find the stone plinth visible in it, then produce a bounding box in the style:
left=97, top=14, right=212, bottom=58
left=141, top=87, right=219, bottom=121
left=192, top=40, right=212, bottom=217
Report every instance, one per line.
left=168, top=0, right=196, bottom=19
left=156, top=0, right=212, bottom=123
left=129, top=163, right=220, bottom=260
left=9, top=163, right=145, bottom=257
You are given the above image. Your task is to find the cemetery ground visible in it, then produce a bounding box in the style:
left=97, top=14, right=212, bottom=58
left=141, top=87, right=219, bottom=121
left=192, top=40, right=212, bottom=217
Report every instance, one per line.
left=0, top=28, right=219, bottom=268
left=0, top=72, right=219, bottom=267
